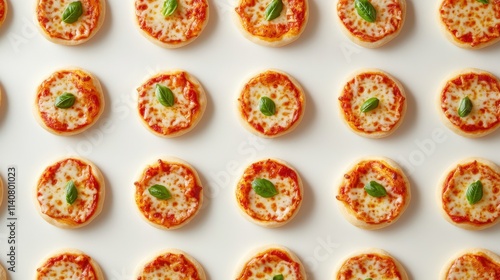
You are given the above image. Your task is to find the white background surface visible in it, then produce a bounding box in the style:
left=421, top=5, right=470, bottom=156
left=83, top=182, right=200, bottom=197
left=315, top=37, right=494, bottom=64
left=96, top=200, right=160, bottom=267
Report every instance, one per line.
left=0, top=0, right=499, bottom=279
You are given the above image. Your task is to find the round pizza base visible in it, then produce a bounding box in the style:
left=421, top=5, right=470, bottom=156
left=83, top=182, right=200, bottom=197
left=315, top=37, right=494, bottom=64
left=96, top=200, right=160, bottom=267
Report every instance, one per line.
left=135, top=156, right=204, bottom=230
left=0, top=262, right=6, bottom=280
left=439, top=248, right=500, bottom=280
left=234, top=244, right=307, bottom=279
left=35, top=248, right=104, bottom=280
left=137, top=70, right=207, bottom=138
left=336, top=0, right=406, bottom=48
left=0, top=0, right=7, bottom=28
left=437, top=157, right=500, bottom=230
left=35, top=0, right=106, bottom=45
left=338, top=68, right=407, bottom=138
left=236, top=69, right=306, bottom=138
left=33, top=67, right=105, bottom=136
left=134, top=248, right=206, bottom=279
left=333, top=248, right=409, bottom=280
left=437, top=68, right=500, bottom=138
left=235, top=158, right=304, bottom=228
left=336, top=156, right=411, bottom=230
left=33, top=156, right=106, bottom=229
left=232, top=0, right=309, bottom=47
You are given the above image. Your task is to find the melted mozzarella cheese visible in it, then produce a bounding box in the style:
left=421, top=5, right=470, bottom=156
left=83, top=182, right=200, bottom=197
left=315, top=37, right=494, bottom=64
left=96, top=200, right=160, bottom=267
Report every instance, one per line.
left=447, top=254, right=499, bottom=280
left=139, top=256, right=195, bottom=279
left=38, top=254, right=96, bottom=280
left=239, top=0, right=290, bottom=27
left=243, top=252, right=300, bottom=279
left=338, top=255, right=401, bottom=280
left=248, top=175, right=298, bottom=221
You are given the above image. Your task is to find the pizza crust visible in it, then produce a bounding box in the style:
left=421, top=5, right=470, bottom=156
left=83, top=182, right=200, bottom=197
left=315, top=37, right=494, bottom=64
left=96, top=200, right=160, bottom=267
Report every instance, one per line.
left=437, top=157, right=500, bottom=230
left=437, top=68, right=500, bottom=138
left=34, top=156, right=106, bottom=229
left=0, top=262, right=7, bottom=280
left=439, top=248, right=500, bottom=280
left=35, top=248, right=104, bottom=280
left=134, top=248, right=206, bottom=279
left=336, top=156, right=411, bottom=230
left=0, top=0, right=7, bottom=28
left=0, top=175, right=3, bottom=210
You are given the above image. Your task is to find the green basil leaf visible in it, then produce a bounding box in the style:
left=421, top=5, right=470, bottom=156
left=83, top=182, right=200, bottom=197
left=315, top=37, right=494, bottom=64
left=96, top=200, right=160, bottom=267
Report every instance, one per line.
left=364, top=181, right=387, bottom=197
left=55, top=93, right=76, bottom=109
left=161, top=0, right=178, bottom=17
left=458, top=96, right=473, bottom=118
left=265, top=0, right=283, bottom=21
left=65, top=180, right=78, bottom=205
left=156, top=84, right=175, bottom=107
left=259, top=96, right=276, bottom=116
left=148, top=184, right=172, bottom=200
left=62, top=1, right=83, bottom=24
left=355, top=0, right=377, bottom=23
left=252, top=178, right=278, bottom=198
left=466, top=180, right=483, bottom=205
left=365, top=278, right=373, bottom=280
left=476, top=0, right=489, bottom=4
left=273, top=275, right=284, bottom=280
left=360, top=97, right=379, bottom=113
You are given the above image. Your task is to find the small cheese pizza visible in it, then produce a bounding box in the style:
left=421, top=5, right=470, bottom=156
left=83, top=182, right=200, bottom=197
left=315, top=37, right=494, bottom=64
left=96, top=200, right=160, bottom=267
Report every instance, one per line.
left=336, top=0, right=406, bottom=48
left=34, top=68, right=105, bottom=136
left=235, top=245, right=307, bottom=279
left=336, top=157, right=411, bottom=230
left=339, top=69, right=407, bottom=138
left=135, top=0, right=209, bottom=48
left=137, top=70, right=207, bottom=137
left=134, top=157, right=203, bottom=230
left=440, top=248, right=500, bottom=279
left=36, top=249, right=104, bottom=279
left=237, top=69, right=306, bottom=138
left=334, top=248, right=409, bottom=280
left=236, top=158, right=303, bottom=227
left=34, top=157, right=105, bottom=229
left=439, top=0, right=500, bottom=49
left=135, top=249, right=206, bottom=279
left=0, top=262, right=6, bottom=280
left=36, top=0, right=106, bottom=45
left=438, top=68, right=500, bottom=138
left=438, top=157, right=500, bottom=230
left=234, top=0, right=309, bottom=47
left=0, top=0, right=7, bottom=28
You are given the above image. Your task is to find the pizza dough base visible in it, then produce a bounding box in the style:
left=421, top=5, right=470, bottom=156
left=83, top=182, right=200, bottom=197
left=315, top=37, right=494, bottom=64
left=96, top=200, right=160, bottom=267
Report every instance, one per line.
left=33, top=67, right=105, bottom=136
left=134, top=248, right=206, bottom=279
left=338, top=68, right=407, bottom=138
left=336, top=156, right=411, bottom=230
left=0, top=0, right=7, bottom=28
left=232, top=0, right=309, bottom=47
left=35, top=0, right=106, bottom=45
left=439, top=248, right=500, bottom=280
left=336, top=0, right=406, bottom=48
left=33, top=156, right=106, bottom=229
left=234, top=244, right=307, bottom=279
left=134, top=156, right=204, bottom=230
left=137, top=69, right=207, bottom=138
left=35, top=248, right=104, bottom=280
left=437, top=68, right=500, bottom=138
left=333, top=248, right=409, bottom=280
left=235, top=158, right=304, bottom=228
left=236, top=69, right=306, bottom=138
left=437, top=157, right=500, bottom=230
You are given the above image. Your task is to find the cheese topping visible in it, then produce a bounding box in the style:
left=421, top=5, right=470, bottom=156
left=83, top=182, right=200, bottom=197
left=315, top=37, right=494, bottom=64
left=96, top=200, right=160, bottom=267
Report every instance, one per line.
left=237, top=249, right=304, bottom=280
left=135, top=0, right=208, bottom=45
left=36, top=253, right=98, bottom=279
left=337, top=253, right=402, bottom=280
left=138, top=253, right=202, bottom=279
left=439, top=0, right=500, bottom=47
left=446, top=253, right=500, bottom=279
left=337, top=0, right=404, bottom=43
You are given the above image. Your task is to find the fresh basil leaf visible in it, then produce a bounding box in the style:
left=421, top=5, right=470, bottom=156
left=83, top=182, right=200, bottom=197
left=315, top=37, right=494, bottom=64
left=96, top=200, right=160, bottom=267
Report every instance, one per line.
left=55, top=93, right=76, bottom=109
left=458, top=96, right=473, bottom=117
left=62, top=1, right=83, bottom=24
left=156, top=84, right=175, bottom=107
left=265, top=0, right=284, bottom=21
left=360, top=97, right=379, bottom=113
left=148, top=184, right=172, bottom=200
left=65, top=180, right=78, bottom=205
left=252, top=178, right=278, bottom=198
left=273, top=275, right=284, bottom=280
left=477, top=0, right=489, bottom=4
left=355, top=0, right=377, bottom=23
left=259, top=96, right=276, bottom=116
left=161, top=0, right=178, bottom=17
left=466, top=180, right=483, bottom=205
left=364, top=181, right=387, bottom=197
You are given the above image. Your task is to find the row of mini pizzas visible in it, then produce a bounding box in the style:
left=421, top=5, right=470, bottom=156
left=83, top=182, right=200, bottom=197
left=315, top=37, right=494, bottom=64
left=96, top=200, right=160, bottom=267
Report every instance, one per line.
left=2, top=245, right=500, bottom=279
left=1, top=0, right=498, bottom=50
left=1, top=156, right=498, bottom=231
left=8, top=67, right=500, bottom=139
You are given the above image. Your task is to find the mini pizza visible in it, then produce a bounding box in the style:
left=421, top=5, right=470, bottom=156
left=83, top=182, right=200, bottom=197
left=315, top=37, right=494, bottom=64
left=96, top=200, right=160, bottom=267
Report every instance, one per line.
left=237, top=69, right=306, bottom=138
left=135, top=249, right=206, bottom=279
left=336, top=0, right=406, bottom=48
left=235, top=245, right=307, bottom=280
left=234, top=0, right=309, bottom=47
left=338, top=69, right=407, bottom=138
left=439, top=0, right=500, bottom=49
left=0, top=0, right=7, bottom=28
left=334, top=248, right=409, bottom=280
left=34, top=68, right=105, bottom=136
left=34, top=157, right=105, bottom=229
left=135, top=0, right=209, bottom=48
left=336, top=157, right=411, bottom=230
left=134, top=157, right=203, bottom=229
left=36, top=249, right=104, bottom=279
left=440, top=248, right=500, bottom=279
left=438, top=157, right=500, bottom=230
left=36, top=0, right=106, bottom=45
left=137, top=70, right=207, bottom=137
left=235, top=158, right=303, bottom=227
left=438, top=68, right=500, bottom=138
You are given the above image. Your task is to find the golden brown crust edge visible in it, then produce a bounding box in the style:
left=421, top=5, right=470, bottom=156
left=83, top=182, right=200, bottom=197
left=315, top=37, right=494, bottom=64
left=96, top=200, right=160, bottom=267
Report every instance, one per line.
left=0, top=262, right=7, bottom=280
left=439, top=248, right=500, bottom=280
left=35, top=248, right=104, bottom=280
left=134, top=248, right=206, bottom=279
